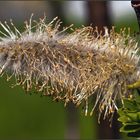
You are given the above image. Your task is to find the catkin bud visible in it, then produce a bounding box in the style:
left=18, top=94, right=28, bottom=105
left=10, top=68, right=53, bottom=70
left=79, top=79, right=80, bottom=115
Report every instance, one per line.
left=0, top=16, right=139, bottom=123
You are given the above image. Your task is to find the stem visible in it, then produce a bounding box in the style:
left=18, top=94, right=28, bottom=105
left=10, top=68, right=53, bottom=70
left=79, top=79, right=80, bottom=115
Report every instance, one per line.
left=131, top=0, right=140, bottom=31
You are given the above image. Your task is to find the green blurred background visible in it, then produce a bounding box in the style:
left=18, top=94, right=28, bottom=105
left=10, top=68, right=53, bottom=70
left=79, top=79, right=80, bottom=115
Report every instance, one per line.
left=0, top=1, right=139, bottom=140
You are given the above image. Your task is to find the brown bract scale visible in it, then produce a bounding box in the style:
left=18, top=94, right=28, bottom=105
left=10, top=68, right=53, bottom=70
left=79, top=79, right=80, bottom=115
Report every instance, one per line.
left=0, top=16, right=139, bottom=124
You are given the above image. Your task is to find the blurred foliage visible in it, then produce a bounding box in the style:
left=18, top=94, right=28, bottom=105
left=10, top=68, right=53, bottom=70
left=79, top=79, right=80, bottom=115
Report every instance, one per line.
left=0, top=75, right=66, bottom=139
left=0, top=74, right=96, bottom=139
left=113, top=16, right=139, bottom=33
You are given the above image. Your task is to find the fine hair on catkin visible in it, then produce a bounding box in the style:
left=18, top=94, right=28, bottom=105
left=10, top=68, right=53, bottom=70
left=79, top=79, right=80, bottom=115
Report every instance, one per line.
left=0, top=15, right=139, bottom=123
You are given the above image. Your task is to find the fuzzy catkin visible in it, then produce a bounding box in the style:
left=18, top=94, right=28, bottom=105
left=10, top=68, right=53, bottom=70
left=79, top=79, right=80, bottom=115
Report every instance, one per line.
left=0, top=16, right=139, bottom=122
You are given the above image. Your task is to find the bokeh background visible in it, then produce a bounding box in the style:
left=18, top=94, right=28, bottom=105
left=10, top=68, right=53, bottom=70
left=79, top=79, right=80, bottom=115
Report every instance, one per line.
left=0, top=1, right=138, bottom=140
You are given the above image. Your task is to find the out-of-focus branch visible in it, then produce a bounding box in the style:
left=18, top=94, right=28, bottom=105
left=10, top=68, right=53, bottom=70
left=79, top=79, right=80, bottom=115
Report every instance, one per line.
left=46, top=2, right=80, bottom=140
left=87, top=1, right=111, bottom=33
left=86, top=1, right=120, bottom=139
left=47, top=1, right=67, bottom=28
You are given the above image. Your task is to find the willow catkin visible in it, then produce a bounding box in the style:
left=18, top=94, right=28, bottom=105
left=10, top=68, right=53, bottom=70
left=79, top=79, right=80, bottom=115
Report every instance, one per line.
left=0, top=16, right=139, bottom=123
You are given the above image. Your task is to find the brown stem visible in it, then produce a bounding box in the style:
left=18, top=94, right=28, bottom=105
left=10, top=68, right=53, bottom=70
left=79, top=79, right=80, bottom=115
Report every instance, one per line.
left=131, top=0, right=140, bottom=31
